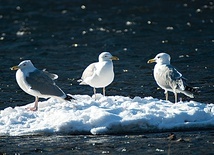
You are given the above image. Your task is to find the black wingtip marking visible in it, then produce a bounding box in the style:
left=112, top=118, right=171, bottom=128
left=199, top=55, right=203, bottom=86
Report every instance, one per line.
left=65, top=94, right=76, bottom=101
left=185, top=85, right=198, bottom=93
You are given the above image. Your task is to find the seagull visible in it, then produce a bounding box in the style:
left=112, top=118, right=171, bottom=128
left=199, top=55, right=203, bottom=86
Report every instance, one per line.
left=78, top=52, right=119, bottom=98
left=11, top=60, right=73, bottom=111
left=147, top=53, right=197, bottom=103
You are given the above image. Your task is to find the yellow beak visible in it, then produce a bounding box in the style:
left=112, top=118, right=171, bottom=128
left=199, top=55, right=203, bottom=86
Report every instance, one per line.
left=111, top=56, right=119, bottom=60
left=147, top=58, right=156, bottom=63
left=10, top=65, right=20, bottom=71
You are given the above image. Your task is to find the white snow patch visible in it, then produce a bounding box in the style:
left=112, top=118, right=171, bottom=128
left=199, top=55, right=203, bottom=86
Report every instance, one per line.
left=0, top=95, right=213, bottom=136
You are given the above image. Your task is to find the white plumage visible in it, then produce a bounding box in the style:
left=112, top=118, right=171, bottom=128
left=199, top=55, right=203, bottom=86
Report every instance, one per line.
left=79, top=52, right=119, bottom=98
left=11, top=60, right=73, bottom=111
left=148, top=53, right=197, bottom=103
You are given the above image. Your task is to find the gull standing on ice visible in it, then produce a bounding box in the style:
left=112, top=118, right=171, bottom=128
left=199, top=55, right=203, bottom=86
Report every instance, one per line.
left=11, top=60, right=73, bottom=111
left=147, top=53, right=197, bottom=103
left=79, top=52, right=119, bottom=98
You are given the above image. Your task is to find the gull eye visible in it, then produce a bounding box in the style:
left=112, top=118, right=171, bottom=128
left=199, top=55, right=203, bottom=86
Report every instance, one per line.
left=157, top=56, right=160, bottom=59
left=23, top=63, right=26, bottom=66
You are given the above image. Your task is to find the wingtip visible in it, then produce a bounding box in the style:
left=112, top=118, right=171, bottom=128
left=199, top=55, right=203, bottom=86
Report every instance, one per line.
left=77, top=79, right=86, bottom=85
left=65, top=94, right=76, bottom=100
left=185, top=85, right=199, bottom=93
left=77, top=79, right=82, bottom=82
left=79, top=81, right=87, bottom=85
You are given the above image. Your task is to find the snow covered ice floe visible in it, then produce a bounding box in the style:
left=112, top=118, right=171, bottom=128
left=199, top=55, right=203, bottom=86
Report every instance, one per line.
left=0, top=95, right=213, bottom=136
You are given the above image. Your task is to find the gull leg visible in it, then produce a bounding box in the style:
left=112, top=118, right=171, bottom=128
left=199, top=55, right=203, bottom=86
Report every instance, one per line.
left=93, top=87, right=96, bottom=100
left=174, top=92, right=177, bottom=103
left=103, top=87, right=106, bottom=96
left=165, top=90, right=168, bottom=101
left=28, top=96, right=39, bottom=111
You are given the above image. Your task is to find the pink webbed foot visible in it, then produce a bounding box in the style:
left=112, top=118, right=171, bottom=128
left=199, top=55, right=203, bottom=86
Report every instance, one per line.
left=26, top=96, right=39, bottom=111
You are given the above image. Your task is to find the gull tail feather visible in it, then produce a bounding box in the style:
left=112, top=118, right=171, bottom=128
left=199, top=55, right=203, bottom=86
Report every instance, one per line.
left=77, top=79, right=87, bottom=85
left=181, top=90, right=194, bottom=98
left=64, top=94, right=75, bottom=100
left=181, top=85, right=198, bottom=98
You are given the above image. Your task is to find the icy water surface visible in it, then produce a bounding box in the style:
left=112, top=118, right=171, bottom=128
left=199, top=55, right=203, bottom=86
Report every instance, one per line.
left=0, top=0, right=213, bottom=154
left=1, top=130, right=214, bottom=155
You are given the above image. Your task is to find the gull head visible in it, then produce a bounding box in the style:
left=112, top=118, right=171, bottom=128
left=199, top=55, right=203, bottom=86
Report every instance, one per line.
left=147, top=53, right=171, bottom=65
left=99, top=52, right=119, bottom=62
left=10, top=60, right=35, bottom=71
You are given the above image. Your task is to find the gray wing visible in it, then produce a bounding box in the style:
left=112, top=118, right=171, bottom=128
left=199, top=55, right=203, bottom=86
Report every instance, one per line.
left=42, top=69, right=58, bottom=80
left=167, top=65, right=195, bottom=97
left=81, top=63, right=96, bottom=80
left=167, top=65, right=185, bottom=90
left=26, top=69, right=65, bottom=97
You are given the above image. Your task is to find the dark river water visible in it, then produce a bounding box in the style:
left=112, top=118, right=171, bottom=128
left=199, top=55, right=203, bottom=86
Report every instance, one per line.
left=0, top=0, right=213, bottom=154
